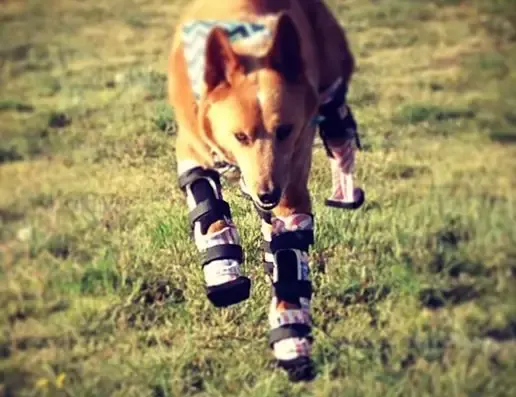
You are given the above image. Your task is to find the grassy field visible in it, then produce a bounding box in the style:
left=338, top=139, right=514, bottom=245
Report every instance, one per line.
left=1, top=0, right=516, bottom=395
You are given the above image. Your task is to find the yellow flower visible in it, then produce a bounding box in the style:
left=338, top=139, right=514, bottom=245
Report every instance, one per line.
left=35, top=378, right=49, bottom=389
left=55, top=373, right=66, bottom=389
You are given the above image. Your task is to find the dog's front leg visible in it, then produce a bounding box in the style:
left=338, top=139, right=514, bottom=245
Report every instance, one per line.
left=176, top=143, right=251, bottom=308
left=258, top=182, right=316, bottom=382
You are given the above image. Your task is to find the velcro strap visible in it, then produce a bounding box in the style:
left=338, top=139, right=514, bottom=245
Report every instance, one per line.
left=178, top=166, right=221, bottom=191
left=273, top=280, right=312, bottom=302
left=270, top=230, right=314, bottom=254
left=189, top=199, right=231, bottom=225
left=269, top=324, right=312, bottom=347
left=201, top=244, right=243, bottom=266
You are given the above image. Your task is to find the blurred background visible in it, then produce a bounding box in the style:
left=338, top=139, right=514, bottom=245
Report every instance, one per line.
left=1, top=0, right=515, bottom=395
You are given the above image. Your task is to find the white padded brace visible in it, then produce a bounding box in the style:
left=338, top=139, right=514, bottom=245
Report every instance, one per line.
left=268, top=214, right=313, bottom=361
left=179, top=161, right=243, bottom=287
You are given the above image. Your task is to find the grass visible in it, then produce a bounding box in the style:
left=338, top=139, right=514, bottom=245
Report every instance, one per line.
left=1, top=0, right=516, bottom=395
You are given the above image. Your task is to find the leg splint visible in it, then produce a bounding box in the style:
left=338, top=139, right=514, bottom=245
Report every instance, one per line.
left=318, top=78, right=365, bottom=210
left=265, top=213, right=315, bottom=380
left=178, top=165, right=251, bottom=307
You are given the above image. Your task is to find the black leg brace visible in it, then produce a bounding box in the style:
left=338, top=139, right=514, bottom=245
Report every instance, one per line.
left=178, top=166, right=251, bottom=307
left=265, top=215, right=315, bottom=380
left=318, top=80, right=361, bottom=157
left=267, top=223, right=314, bottom=346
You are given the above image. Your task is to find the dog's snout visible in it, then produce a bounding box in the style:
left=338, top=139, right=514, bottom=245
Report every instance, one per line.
left=257, top=187, right=281, bottom=207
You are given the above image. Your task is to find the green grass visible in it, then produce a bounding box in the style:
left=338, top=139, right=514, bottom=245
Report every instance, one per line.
left=1, top=0, right=516, bottom=395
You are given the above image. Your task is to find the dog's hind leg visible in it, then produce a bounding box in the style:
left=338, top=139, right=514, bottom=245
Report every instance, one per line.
left=302, top=0, right=365, bottom=209
left=318, top=79, right=365, bottom=210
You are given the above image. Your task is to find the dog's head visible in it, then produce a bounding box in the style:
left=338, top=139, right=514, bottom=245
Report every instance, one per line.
left=197, top=13, right=318, bottom=211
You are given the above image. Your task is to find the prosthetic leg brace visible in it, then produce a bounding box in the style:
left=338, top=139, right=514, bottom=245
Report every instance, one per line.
left=319, top=77, right=365, bottom=210
left=261, top=213, right=315, bottom=382
left=178, top=165, right=251, bottom=307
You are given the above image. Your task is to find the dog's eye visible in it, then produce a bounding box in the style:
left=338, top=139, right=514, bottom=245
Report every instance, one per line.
left=234, top=132, right=250, bottom=145
left=276, top=124, right=294, bottom=142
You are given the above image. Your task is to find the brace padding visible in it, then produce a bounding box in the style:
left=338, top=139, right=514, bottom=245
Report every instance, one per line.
left=261, top=240, right=274, bottom=275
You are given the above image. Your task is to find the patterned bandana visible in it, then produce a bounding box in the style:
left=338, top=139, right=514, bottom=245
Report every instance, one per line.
left=181, top=20, right=272, bottom=100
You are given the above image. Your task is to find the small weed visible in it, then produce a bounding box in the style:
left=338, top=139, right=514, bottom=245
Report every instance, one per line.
left=80, top=256, right=121, bottom=295
left=152, top=101, right=177, bottom=134
left=124, top=68, right=168, bottom=100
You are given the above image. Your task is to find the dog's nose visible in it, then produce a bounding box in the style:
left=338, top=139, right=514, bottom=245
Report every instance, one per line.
left=257, top=187, right=282, bottom=207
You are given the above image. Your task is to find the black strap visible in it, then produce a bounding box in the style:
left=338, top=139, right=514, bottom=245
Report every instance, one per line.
left=272, top=280, right=312, bottom=302
left=319, top=80, right=347, bottom=115
left=201, top=244, right=243, bottom=267
left=188, top=199, right=231, bottom=226
left=318, top=80, right=361, bottom=155
left=178, top=166, right=221, bottom=191
left=269, top=323, right=313, bottom=347
left=270, top=230, right=314, bottom=254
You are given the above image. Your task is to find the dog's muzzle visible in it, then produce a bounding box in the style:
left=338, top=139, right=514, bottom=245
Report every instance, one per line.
left=256, top=186, right=281, bottom=210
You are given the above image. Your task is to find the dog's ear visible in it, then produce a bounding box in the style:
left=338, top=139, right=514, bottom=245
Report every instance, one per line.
left=265, top=12, right=304, bottom=82
left=204, top=27, right=241, bottom=92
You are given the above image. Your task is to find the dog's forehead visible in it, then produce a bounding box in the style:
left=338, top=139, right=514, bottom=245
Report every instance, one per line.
left=210, top=71, right=283, bottom=135
left=256, top=70, right=283, bottom=123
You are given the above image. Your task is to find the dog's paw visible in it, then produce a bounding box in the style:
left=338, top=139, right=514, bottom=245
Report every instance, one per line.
left=277, top=356, right=316, bottom=382
left=325, top=187, right=365, bottom=210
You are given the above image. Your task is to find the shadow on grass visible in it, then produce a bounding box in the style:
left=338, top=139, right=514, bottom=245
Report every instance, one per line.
left=103, top=278, right=185, bottom=331
left=0, top=368, right=33, bottom=397
left=490, top=130, right=516, bottom=144
left=419, top=285, right=481, bottom=309
left=394, top=104, right=476, bottom=125
left=0, top=147, right=24, bottom=164
left=483, top=320, right=516, bottom=341
left=0, top=208, right=24, bottom=223
left=340, top=284, right=391, bottom=307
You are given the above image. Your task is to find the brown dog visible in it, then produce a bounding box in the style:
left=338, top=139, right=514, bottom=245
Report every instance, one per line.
left=167, top=0, right=363, bottom=381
